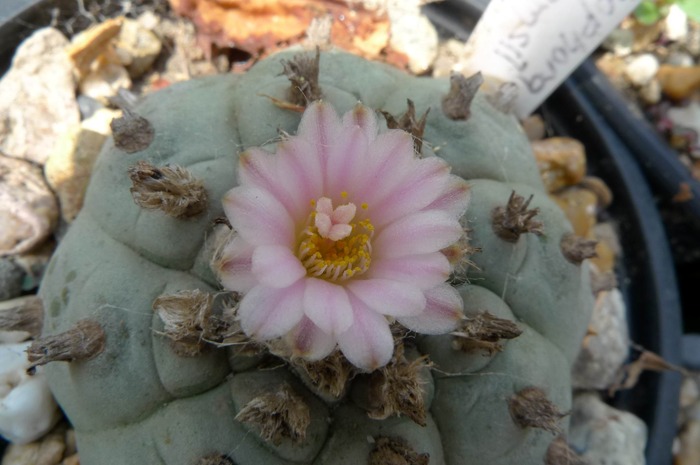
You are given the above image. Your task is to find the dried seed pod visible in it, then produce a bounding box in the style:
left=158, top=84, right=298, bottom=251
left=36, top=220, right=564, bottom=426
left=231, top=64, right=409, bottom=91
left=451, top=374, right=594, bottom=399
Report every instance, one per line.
left=369, top=436, right=430, bottom=465
left=508, top=386, right=567, bottom=435
left=365, top=344, right=431, bottom=427
left=442, top=72, right=483, bottom=120
left=492, top=191, right=544, bottom=242
left=26, top=319, right=106, bottom=374
left=128, top=161, right=208, bottom=218
left=560, top=233, right=598, bottom=265
left=294, top=350, right=355, bottom=400
left=235, top=383, right=310, bottom=445
left=381, top=99, right=430, bottom=153
left=152, top=289, right=214, bottom=356
left=451, top=311, right=522, bottom=355
left=281, top=48, right=321, bottom=106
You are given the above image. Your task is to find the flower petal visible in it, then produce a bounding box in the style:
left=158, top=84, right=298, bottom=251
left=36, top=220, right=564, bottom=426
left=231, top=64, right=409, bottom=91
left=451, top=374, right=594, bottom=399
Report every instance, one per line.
left=215, top=235, right=256, bottom=293
left=295, top=101, right=343, bottom=175
left=238, top=149, right=300, bottom=217
left=398, top=284, right=464, bottom=334
left=337, top=295, right=394, bottom=371
left=347, top=278, right=426, bottom=317
left=424, top=175, right=471, bottom=219
left=374, top=210, right=463, bottom=258
left=251, top=245, right=306, bottom=288
left=369, top=156, right=452, bottom=227
left=325, top=124, right=371, bottom=193
left=355, top=131, right=416, bottom=203
left=342, top=103, right=379, bottom=141
left=276, top=137, right=325, bottom=208
left=286, top=316, right=337, bottom=361
left=368, top=253, right=451, bottom=290
left=238, top=282, right=305, bottom=340
left=303, top=278, right=353, bottom=336
left=222, top=186, right=295, bottom=247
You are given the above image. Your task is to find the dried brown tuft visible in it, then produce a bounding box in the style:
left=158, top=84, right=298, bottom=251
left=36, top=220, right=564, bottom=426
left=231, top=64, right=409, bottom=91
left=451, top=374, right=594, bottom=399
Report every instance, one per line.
left=545, top=436, right=588, bottom=465
left=441, top=72, right=484, bottom=120
left=451, top=312, right=522, bottom=355
left=560, top=233, right=598, bottom=264
left=295, top=350, right=355, bottom=399
left=152, top=290, right=217, bottom=356
left=368, top=436, right=430, bottom=465
left=508, top=387, right=567, bottom=435
left=366, top=344, right=431, bottom=426
left=26, top=319, right=105, bottom=374
left=381, top=99, right=430, bottom=153
left=492, top=191, right=544, bottom=242
left=128, top=161, right=208, bottom=218
left=281, top=48, right=322, bottom=106
left=235, top=383, right=310, bottom=445
left=195, top=454, right=236, bottom=465
left=110, top=108, right=154, bottom=154
left=0, top=295, right=44, bottom=338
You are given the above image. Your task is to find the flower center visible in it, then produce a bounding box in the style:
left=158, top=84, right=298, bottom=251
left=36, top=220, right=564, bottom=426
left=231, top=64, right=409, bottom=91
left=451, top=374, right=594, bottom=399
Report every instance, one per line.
left=297, top=196, right=373, bottom=281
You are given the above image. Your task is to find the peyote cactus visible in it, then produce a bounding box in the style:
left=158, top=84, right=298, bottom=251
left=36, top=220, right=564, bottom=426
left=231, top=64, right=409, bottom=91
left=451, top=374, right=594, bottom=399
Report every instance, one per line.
left=37, top=48, right=593, bottom=465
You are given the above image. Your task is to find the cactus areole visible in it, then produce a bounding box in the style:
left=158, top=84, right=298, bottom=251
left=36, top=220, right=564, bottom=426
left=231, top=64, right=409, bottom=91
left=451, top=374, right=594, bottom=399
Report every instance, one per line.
left=38, top=48, right=593, bottom=465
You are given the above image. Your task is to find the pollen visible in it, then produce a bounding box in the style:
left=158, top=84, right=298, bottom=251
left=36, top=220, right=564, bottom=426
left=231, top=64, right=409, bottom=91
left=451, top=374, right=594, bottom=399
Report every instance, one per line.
left=298, top=197, right=373, bottom=281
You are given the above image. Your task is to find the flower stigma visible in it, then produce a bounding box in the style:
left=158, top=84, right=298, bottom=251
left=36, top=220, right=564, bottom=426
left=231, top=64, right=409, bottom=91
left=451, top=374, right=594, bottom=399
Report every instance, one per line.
left=298, top=196, right=374, bottom=281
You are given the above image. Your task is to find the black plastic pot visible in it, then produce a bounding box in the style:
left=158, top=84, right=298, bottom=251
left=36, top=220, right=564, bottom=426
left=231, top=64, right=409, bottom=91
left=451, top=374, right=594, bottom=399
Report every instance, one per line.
left=425, top=2, right=683, bottom=464
left=0, top=1, right=684, bottom=464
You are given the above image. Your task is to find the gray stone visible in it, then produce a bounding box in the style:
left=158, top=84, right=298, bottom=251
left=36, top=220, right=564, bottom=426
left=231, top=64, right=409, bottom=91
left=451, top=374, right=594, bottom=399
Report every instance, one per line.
left=0, top=258, right=24, bottom=301
left=572, top=289, right=629, bottom=390
left=569, top=392, right=647, bottom=465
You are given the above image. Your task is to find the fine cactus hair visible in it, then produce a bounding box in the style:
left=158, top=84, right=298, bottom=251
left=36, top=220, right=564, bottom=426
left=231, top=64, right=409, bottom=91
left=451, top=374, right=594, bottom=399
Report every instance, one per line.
left=38, top=48, right=593, bottom=465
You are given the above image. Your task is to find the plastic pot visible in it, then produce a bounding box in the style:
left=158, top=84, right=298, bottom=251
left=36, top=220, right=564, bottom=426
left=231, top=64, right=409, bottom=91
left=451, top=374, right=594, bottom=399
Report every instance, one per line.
left=425, top=2, right=683, bottom=464
left=0, top=1, right=684, bottom=464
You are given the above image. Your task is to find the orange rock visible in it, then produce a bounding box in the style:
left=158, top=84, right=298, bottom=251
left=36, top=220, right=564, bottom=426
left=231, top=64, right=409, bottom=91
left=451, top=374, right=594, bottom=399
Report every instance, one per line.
left=552, top=188, right=598, bottom=238
left=591, top=240, right=616, bottom=274
left=167, top=0, right=401, bottom=65
left=532, top=137, right=587, bottom=193
left=656, top=65, right=700, bottom=101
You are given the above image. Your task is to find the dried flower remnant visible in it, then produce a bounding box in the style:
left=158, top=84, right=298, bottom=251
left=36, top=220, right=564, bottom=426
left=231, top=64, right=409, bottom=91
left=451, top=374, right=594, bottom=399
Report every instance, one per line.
left=365, top=345, right=431, bottom=426
left=152, top=289, right=215, bottom=356
left=381, top=99, right=430, bottom=153
left=369, top=436, right=430, bottom=465
left=282, top=48, right=322, bottom=106
left=294, top=350, right=355, bottom=399
left=26, top=319, right=106, bottom=374
left=235, top=383, right=310, bottom=445
left=451, top=311, right=522, bottom=355
left=128, top=161, right=208, bottom=218
left=560, top=233, right=598, bottom=264
left=442, top=72, right=484, bottom=120
left=216, top=101, right=470, bottom=371
left=492, top=191, right=544, bottom=242
left=508, top=386, right=567, bottom=435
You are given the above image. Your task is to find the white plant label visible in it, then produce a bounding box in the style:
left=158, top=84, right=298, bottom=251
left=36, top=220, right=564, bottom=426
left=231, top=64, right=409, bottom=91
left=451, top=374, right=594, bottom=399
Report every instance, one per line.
left=463, top=0, right=641, bottom=117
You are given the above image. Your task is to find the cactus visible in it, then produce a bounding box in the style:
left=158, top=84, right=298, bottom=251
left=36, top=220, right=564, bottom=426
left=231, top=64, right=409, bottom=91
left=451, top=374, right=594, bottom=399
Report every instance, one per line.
left=37, top=48, right=593, bottom=465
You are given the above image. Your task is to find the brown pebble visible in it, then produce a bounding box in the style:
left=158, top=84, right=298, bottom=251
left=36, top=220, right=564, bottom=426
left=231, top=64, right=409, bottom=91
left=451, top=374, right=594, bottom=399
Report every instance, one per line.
left=532, top=137, right=586, bottom=193
left=656, top=65, right=700, bottom=101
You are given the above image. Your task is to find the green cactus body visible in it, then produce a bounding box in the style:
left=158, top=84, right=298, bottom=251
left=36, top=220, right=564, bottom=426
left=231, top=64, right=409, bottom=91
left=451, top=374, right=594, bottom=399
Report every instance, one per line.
left=39, top=48, right=593, bottom=465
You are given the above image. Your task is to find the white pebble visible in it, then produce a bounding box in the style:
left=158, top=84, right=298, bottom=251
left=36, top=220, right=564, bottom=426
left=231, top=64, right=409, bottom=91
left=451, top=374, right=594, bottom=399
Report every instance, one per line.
left=624, top=54, right=660, bottom=86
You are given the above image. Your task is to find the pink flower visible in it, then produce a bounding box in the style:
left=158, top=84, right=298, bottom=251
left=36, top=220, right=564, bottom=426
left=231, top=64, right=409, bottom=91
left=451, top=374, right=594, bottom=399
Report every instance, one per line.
left=217, top=102, right=470, bottom=371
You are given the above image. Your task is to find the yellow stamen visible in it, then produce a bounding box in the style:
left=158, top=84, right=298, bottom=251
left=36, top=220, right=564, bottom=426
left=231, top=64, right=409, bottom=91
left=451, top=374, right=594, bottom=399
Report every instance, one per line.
left=297, top=205, right=373, bottom=281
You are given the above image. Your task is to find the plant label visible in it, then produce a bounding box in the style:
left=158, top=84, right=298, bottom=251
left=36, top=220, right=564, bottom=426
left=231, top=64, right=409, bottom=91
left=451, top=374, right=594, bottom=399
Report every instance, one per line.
left=463, top=0, right=641, bottom=117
